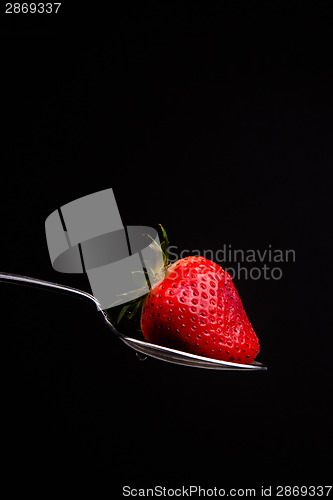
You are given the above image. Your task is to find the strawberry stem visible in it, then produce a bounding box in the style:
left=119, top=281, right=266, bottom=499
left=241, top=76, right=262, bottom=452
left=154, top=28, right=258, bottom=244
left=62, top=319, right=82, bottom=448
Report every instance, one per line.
left=105, top=224, right=169, bottom=327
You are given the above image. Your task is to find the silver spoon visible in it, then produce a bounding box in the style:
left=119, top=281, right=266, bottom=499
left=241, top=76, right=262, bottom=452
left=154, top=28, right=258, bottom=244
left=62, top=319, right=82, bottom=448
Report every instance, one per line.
left=0, top=272, right=267, bottom=371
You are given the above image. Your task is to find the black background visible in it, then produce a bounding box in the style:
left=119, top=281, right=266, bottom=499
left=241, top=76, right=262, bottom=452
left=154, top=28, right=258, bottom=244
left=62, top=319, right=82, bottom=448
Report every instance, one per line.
left=1, top=1, right=332, bottom=493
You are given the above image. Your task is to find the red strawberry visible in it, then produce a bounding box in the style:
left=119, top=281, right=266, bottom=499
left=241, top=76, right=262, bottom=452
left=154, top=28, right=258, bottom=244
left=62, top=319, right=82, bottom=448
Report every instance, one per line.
left=140, top=256, right=260, bottom=364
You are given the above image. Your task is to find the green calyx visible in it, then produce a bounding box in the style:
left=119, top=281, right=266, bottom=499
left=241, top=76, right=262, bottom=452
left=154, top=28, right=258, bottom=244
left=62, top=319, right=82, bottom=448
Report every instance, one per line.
left=105, top=224, right=169, bottom=327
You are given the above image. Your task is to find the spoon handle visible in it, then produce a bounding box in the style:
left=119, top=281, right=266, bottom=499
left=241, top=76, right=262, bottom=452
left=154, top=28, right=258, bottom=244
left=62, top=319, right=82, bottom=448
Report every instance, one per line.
left=0, top=271, right=124, bottom=340
left=0, top=271, right=102, bottom=310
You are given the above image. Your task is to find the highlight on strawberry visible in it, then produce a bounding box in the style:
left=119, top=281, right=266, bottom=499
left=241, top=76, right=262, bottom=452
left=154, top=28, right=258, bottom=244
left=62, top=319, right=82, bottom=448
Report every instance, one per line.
left=106, top=226, right=260, bottom=365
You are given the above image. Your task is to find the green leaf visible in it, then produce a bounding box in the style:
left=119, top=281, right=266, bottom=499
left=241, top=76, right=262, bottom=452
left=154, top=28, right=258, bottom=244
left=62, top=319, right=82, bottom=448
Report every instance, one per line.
left=116, top=303, right=133, bottom=324
left=159, top=224, right=169, bottom=246
left=131, top=270, right=148, bottom=287
left=127, top=298, right=144, bottom=320
left=159, top=224, right=169, bottom=265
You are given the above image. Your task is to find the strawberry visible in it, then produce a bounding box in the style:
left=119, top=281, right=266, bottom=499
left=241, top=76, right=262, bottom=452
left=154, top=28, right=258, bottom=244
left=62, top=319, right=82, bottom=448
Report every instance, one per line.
left=108, top=226, right=260, bottom=365
left=140, top=256, right=260, bottom=364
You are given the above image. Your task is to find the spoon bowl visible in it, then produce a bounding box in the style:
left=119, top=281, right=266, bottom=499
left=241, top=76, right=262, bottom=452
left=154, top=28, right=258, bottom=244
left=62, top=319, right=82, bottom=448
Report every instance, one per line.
left=0, top=272, right=267, bottom=371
